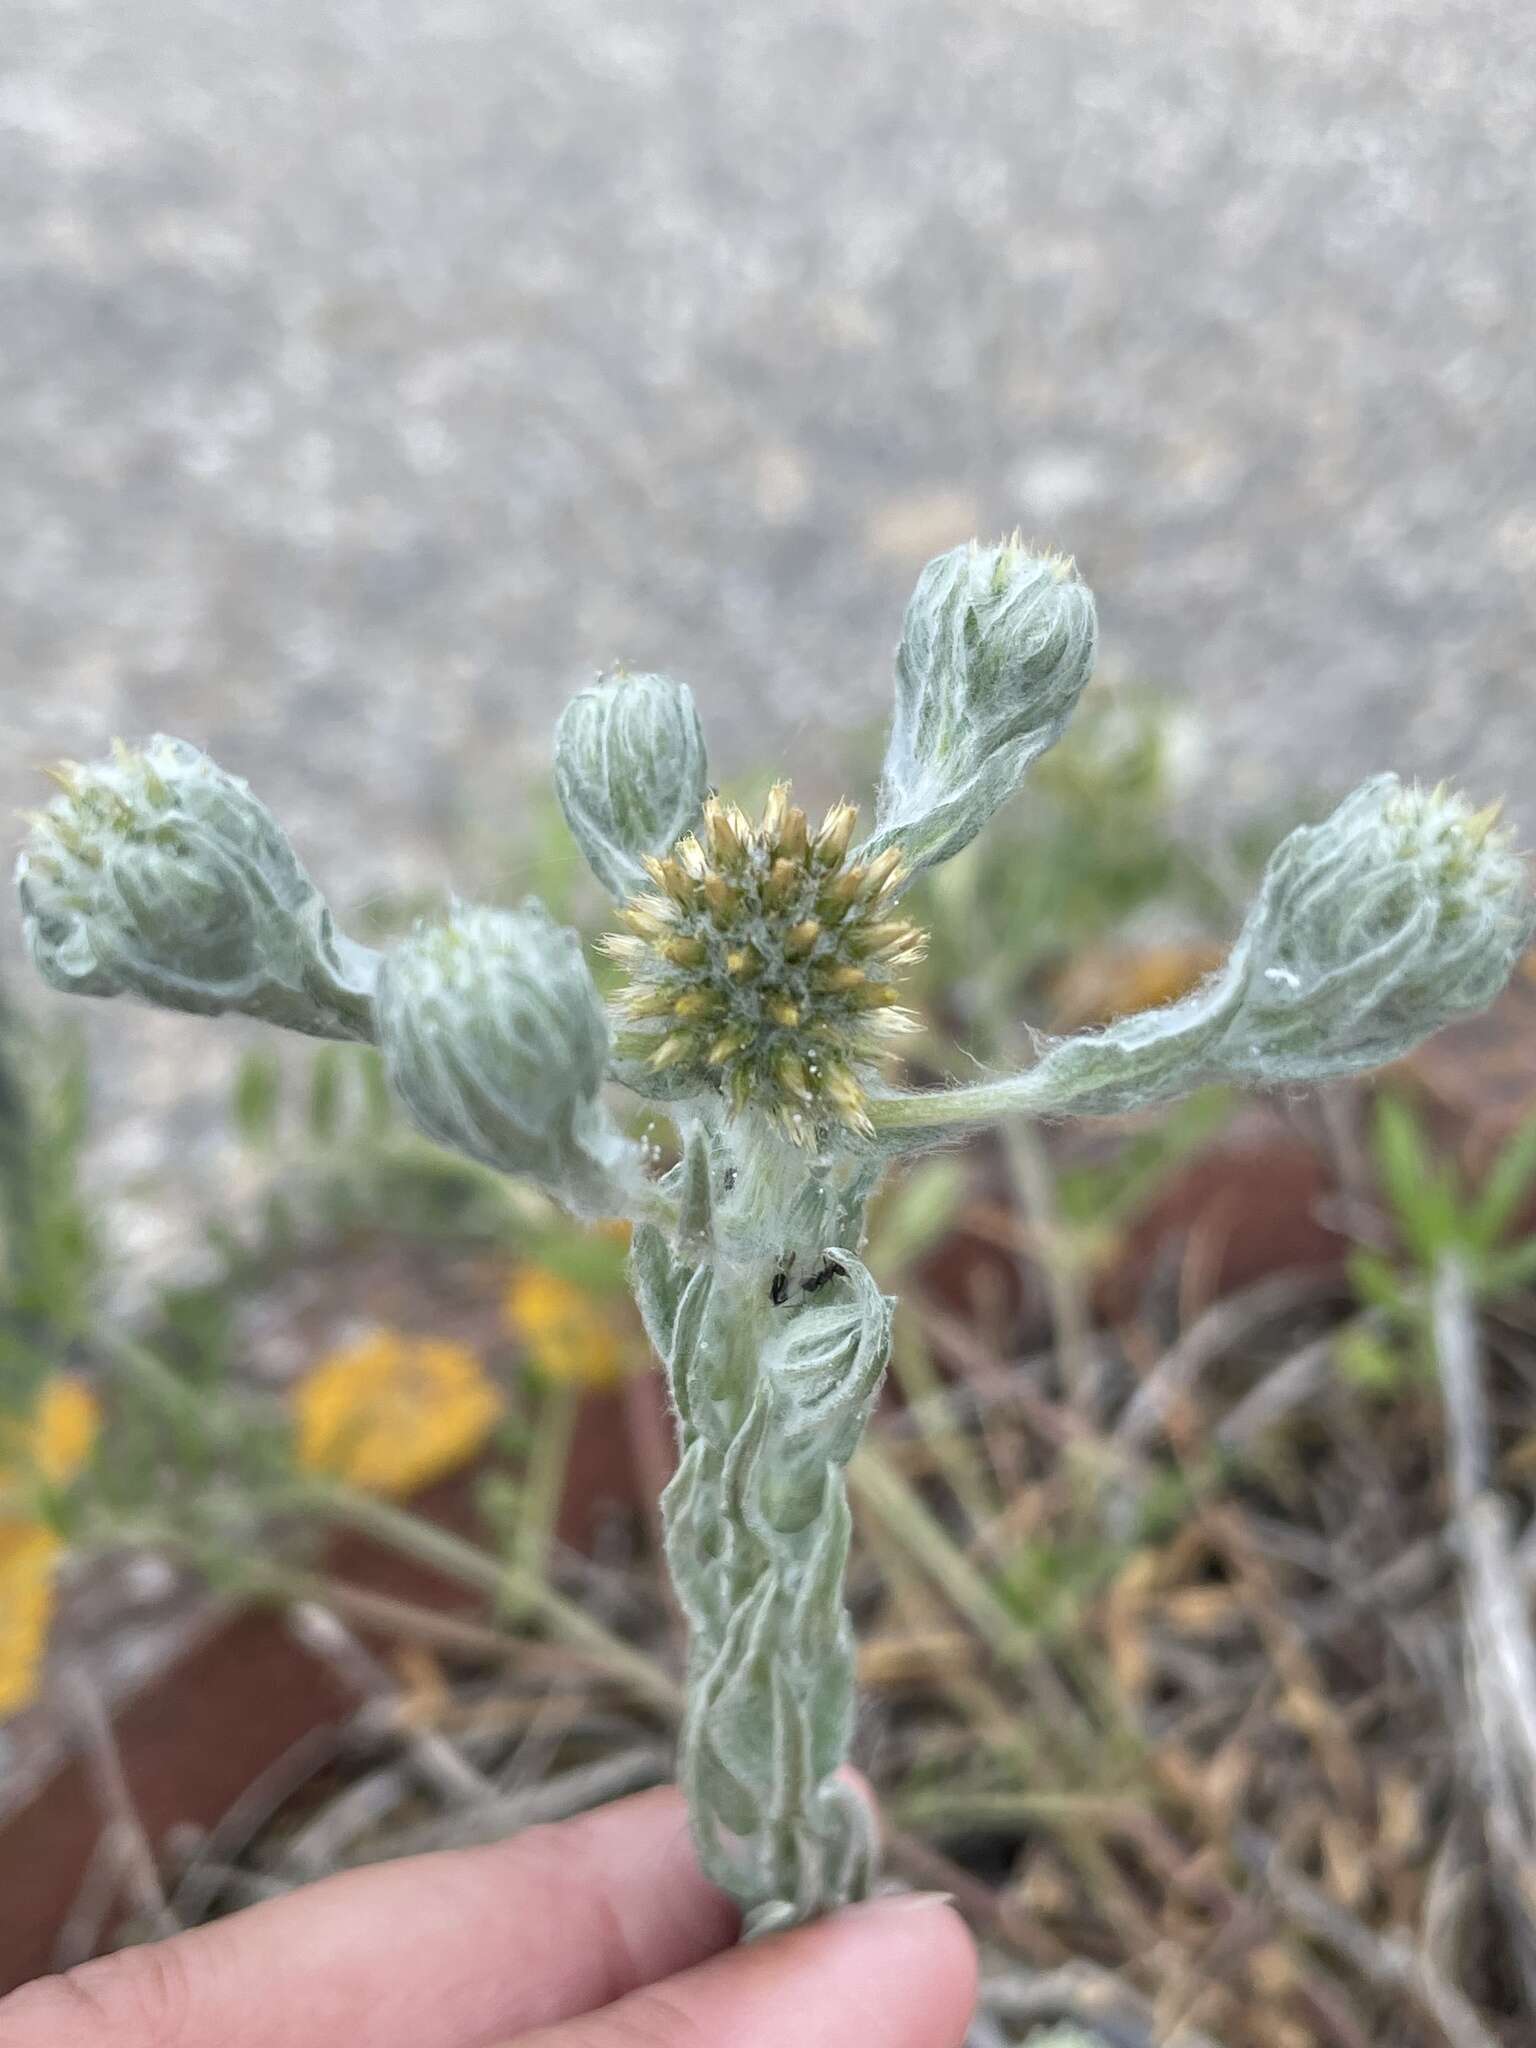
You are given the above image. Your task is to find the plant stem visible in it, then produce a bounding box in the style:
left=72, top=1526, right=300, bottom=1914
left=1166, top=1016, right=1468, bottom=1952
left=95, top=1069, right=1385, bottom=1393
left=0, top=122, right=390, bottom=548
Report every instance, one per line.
left=283, top=1478, right=682, bottom=1719
left=101, top=1330, right=212, bottom=1433
left=884, top=1313, right=999, bottom=1531
left=1000, top=1116, right=1094, bottom=1406
left=513, top=1378, right=579, bottom=1596
left=850, top=1439, right=1033, bottom=1664
left=849, top=1439, right=1106, bottom=1771
left=103, top=1328, right=682, bottom=1718
left=656, top=1234, right=884, bottom=1933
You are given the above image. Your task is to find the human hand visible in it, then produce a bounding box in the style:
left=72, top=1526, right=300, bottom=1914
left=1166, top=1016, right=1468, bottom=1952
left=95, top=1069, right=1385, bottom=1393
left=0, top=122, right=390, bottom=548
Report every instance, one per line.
left=0, top=1785, right=977, bottom=2047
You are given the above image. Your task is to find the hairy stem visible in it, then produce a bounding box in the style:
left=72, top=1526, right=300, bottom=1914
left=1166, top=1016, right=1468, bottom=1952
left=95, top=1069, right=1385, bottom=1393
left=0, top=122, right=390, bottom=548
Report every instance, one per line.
left=667, top=1268, right=873, bottom=1931
left=636, top=1123, right=889, bottom=1932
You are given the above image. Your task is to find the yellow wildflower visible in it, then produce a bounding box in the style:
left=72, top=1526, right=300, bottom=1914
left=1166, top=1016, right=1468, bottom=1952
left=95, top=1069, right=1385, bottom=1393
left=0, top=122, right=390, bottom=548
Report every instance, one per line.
left=296, top=1331, right=504, bottom=1497
left=33, top=1376, right=99, bottom=1484
left=0, top=1526, right=62, bottom=1720
left=503, top=1266, right=626, bottom=1389
left=603, top=784, right=924, bottom=1142
left=0, top=1375, right=100, bottom=1502
left=0, top=1375, right=100, bottom=1720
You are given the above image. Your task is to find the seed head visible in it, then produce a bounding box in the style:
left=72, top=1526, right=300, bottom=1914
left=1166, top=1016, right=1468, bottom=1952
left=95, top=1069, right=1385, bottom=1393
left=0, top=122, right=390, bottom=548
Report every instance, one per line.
left=605, top=785, right=926, bottom=1141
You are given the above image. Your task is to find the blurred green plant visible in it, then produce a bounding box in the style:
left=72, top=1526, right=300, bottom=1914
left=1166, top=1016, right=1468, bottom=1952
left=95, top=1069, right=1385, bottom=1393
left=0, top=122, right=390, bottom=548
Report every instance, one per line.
left=1051, top=1085, right=1235, bottom=1271
left=222, top=1040, right=540, bottom=1256
left=902, top=689, right=1233, bottom=1055
left=0, top=980, right=99, bottom=1410
left=1340, top=1094, right=1536, bottom=1393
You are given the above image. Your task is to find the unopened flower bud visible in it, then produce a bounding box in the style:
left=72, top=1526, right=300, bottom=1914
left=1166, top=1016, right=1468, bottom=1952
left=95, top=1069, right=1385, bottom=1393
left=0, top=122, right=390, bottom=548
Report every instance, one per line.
left=15, top=737, right=376, bottom=1039
left=555, top=671, right=709, bottom=900
left=1220, top=774, right=1533, bottom=1081
left=871, top=774, right=1532, bottom=1138
left=870, top=538, right=1097, bottom=873
left=375, top=898, right=637, bottom=1214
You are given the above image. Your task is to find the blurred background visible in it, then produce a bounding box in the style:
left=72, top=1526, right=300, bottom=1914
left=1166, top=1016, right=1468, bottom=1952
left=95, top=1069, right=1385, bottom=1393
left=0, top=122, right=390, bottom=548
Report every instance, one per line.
left=4, top=4, right=1536, bottom=2039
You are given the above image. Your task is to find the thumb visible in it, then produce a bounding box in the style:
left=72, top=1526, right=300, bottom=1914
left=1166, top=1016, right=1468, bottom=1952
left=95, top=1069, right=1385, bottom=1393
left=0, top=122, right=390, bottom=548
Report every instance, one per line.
left=509, top=1891, right=977, bottom=2048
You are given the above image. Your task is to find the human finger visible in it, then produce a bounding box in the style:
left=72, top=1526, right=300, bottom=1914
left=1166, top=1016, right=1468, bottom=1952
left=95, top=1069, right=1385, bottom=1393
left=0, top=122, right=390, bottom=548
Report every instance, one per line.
left=0, top=1784, right=738, bottom=2048
left=509, top=1890, right=977, bottom=2048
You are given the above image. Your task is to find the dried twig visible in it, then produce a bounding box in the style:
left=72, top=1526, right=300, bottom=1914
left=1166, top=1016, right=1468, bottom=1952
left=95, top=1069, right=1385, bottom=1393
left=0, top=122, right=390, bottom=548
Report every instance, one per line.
left=52, top=1828, right=132, bottom=1973
left=1235, top=1827, right=1500, bottom=2048
left=339, top=1746, right=671, bottom=1864
left=167, top=1726, right=342, bottom=1922
left=1001, top=1118, right=1096, bottom=1409
left=913, top=1304, right=1090, bottom=1452
left=963, top=2014, right=1014, bottom=2048
left=1214, top=1329, right=1338, bottom=1449
left=60, top=1666, right=180, bottom=1948
left=983, top=1961, right=1225, bottom=2048
left=287, top=1601, right=495, bottom=1806
left=278, top=1761, right=415, bottom=1878
left=1432, top=1257, right=1536, bottom=2005
left=1116, top=1273, right=1336, bottom=1452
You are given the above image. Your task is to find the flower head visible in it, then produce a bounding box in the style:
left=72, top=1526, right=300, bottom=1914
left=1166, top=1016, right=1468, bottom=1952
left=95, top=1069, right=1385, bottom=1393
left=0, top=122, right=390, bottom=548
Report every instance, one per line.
left=554, top=671, right=710, bottom=900
left=0, top=1527, right=62, bottom=1721
left=376, top=898, right=640, bottom=1214
left=295, top=1331, right=504, bottom=1497
left=604, top=784, right=926, bottom=1141
left=0, top=1377, right=100, bottom=1723
left=0, top=1378, right=100, bottom=1502
left=1222, top=773, right=1533, bottom=1078
left=870, top=536, right=1098, bottom=873
left=16, top=736, right=374, bottom=1038
left=877, top=769, right=1535, bottom=1141
left=504, top=1265, right=629, bottom=1388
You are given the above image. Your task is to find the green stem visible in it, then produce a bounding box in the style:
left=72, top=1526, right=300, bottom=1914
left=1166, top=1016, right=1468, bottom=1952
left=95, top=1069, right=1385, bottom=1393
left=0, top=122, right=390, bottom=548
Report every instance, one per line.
left=884, top=1313, right=999, bottom=1531
left=870, top=959, right=1243, bottom=1147
left=514, top=1379, right=580, bottom=1592
left=282, top=1478, right=682, bottom=1720
left=887, top=1786, right=1139, bottom=1832
left=849, top=1440, right=1104, bottom=1771
left=1000, top=1116, right=1094, bottom=1405
left=103, top=1329, right=681, bottom=1718
left=102, top=1331, right=211, bottom=1432
left=657, top=1237, right=885, bottom=1933
left=850, top=1440, right=1030, bottom=1662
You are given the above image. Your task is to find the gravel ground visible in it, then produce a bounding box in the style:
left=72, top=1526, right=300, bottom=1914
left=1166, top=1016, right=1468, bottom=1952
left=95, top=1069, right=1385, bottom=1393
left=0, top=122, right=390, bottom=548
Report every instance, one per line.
left=2, top=0, right=1533, bottom=1254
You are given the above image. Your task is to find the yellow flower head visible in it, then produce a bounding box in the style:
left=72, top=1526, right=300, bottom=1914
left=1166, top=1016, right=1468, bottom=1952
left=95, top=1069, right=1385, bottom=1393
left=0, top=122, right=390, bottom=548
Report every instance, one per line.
left=602, top=784, right=925, bottom=1142
left=296, top=1331, right=504, bottom=1497
left=0, top=1376, right=99, bottom=1721
left=0, top=1375, right=100, bottom=1506
left=503, top=1265, right=626, bottom=1389
left=0, top=1526, right=62, bottom=1720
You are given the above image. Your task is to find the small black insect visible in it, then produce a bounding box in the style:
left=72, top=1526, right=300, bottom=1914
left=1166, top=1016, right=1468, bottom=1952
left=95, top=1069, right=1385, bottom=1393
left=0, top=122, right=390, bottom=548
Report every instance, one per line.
left=771, top=1257, right=846, bottom=1305
left=800, top=1259, right=847, bottom=1295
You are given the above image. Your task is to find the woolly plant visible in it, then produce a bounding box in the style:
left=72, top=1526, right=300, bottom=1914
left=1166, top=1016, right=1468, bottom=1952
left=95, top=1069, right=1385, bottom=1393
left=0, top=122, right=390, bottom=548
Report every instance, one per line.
left=16, top=539, right=1532, bottom=1933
